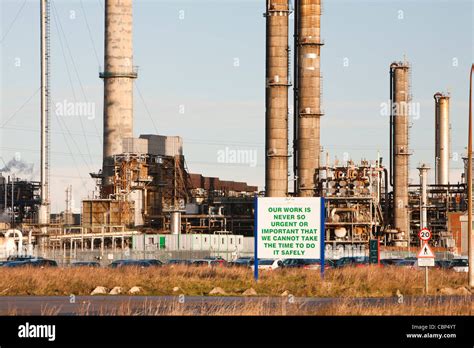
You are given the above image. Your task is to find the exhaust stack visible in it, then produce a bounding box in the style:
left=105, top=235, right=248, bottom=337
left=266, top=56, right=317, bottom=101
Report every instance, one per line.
left=265, top=0, right=290, bottom=197
left=390, top=61, right=411, bottom=238
left=295, top=0, right=324, bottom=197
left=434, top=92, right=450, bottom=185
left=39, top=0, right=50, bottom=226
left=100, top=0, right=137, bottom=189
left=418, top=164, right=430, bottom=229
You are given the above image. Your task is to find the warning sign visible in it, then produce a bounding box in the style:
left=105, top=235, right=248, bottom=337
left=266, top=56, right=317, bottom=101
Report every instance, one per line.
left=417, top=242, right=435, bottom=258
left=256, top=197, right=324, bottom=259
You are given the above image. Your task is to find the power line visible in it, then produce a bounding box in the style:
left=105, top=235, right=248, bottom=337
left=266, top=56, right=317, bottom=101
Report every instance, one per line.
left=0, top=88, right=40, bottom=128
left=80, top=0, right=101, bottom=66
left=51, top=0, right=95, bottom=168
left=0, top=0, right=27, bottom=44
left=136, top=82, right=159, bottom=134
left=53, top=114, right=91, bottom=188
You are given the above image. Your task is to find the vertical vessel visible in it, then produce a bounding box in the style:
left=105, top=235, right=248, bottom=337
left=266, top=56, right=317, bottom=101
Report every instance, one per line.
left=434, top=92, right=450, bottom=185
left=295, top=0, right=324, bottom=197
left=265, top=0, right=290, bottom=197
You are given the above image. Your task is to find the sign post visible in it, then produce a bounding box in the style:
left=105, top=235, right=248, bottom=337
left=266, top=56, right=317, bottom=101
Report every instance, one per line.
left=417, top=228, right=434, bottom=294
left=254, top=196, right=259, bottom=281
left=254, top=197, right=325, bottom=281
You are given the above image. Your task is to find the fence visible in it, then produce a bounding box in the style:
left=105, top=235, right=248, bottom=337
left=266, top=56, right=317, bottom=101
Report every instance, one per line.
left=34, top=247, right=254, bottom=267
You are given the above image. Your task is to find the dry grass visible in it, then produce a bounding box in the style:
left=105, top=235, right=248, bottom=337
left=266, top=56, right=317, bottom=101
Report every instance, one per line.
left=0, top=265, right=469, bottom=298
left=45, top=297, right=472, bottom=316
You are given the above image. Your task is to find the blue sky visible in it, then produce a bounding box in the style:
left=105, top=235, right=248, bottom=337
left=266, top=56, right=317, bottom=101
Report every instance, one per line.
left=1, top=0, right=473, bottom=213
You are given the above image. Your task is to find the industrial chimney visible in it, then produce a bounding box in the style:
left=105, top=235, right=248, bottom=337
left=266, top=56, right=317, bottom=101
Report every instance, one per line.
left=434, top=92, right=450, bottom=185
left=39, top=0, right=50, bottom=227
left=265, top=0, right=290, bottom=197
left=389, top=61, right=411, bottom=240
left=100, top=0, right=137, bottom=190
left=295, top=0, right=323, bottom=197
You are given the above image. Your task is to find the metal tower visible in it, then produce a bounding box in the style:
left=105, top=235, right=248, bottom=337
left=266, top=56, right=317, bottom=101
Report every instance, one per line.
left=39, top=0, right=51, bottom=226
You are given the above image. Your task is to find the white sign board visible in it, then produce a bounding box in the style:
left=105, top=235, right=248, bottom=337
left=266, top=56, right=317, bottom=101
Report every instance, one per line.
left=256, top=197, right=323, bottom=259
left=417, top=258, right=435, bottom=267
left=417, top=242, right=435, bottom=258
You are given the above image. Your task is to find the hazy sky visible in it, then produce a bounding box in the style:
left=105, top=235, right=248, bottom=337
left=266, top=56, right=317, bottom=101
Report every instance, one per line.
left=1, top=0, right=473, bottom=213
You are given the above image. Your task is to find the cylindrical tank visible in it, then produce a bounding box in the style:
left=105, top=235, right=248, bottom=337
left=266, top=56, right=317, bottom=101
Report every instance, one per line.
left=170, top=212, right=181, bottom=235
left=265, top=0, right=290, bottom=197
left=434, top=92, right=450, bottom=185
left=101, top=0, right=137, bottom=188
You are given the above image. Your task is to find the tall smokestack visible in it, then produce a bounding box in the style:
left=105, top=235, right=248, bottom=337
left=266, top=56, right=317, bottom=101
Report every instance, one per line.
left=434, top=92, right=450, bottom=185
left=39, top=0, right=50, bottom=226
left=100, top=0, right=137, bottom=189
left=265, top=0, right=290, bottom=197
left=390, top=61, right=411, bottom=239
left=295, top=0, right=323, bottom=197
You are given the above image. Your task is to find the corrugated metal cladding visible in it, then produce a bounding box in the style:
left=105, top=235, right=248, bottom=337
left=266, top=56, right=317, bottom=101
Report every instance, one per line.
left=139, top=134, right=183, bottom=157
left=82, top=199, right=135, bottom=226
left=122, top=137, right=149, bottom=154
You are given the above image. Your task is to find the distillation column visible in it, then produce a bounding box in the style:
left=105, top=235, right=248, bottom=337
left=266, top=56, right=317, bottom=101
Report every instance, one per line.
left=418, top=164, right=430, bottom=229
left=296, top=0, right=323, bottom=197
left=390, top=62, right=411, bottom=240
left=100, top=0, right=137, bottom=191
left=265, top=0, right=290, bottom=197
left=434, top=92, right=450, bottom=185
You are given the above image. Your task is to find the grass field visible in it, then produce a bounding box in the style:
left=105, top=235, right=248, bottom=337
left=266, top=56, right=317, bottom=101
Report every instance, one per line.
left=0, top=265, right=470, bottom=298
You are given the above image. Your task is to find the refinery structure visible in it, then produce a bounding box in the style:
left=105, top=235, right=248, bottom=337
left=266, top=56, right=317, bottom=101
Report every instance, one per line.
left=0, top=0, right=470, bottom=260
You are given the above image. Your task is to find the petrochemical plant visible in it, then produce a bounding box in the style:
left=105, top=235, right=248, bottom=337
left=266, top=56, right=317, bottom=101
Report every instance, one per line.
left=0, top=0, right=470, bottom=260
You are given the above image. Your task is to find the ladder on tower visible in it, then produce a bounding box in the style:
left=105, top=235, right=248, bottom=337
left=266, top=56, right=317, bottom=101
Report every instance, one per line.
left=45, top=0, right=51, bottom=205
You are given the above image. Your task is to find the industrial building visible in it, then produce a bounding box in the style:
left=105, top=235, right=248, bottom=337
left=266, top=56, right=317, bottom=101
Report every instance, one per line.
left=0, top=0, right=470, bottom=261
